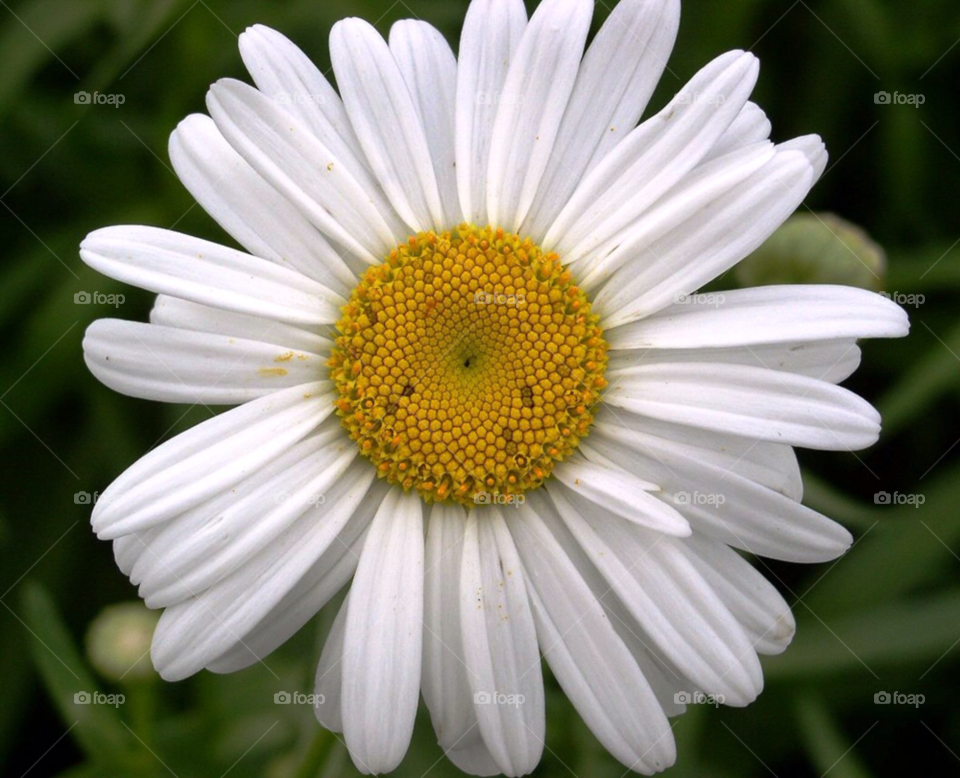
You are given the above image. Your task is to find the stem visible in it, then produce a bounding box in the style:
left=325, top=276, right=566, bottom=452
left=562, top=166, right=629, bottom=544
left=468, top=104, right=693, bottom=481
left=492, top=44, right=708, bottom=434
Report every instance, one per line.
left=293, top=727, right=335, bottom=778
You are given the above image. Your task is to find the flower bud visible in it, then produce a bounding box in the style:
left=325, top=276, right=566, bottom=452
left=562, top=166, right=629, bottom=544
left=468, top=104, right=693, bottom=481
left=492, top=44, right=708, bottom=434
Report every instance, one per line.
left=736, top=213, right=885, bottom=291
left=86, top=602, right=159, bottom=682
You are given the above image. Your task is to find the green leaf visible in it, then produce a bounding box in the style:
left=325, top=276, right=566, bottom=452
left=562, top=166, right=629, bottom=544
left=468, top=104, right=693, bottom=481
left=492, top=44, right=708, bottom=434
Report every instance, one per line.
left=795, top=695, right=876, bottom=778
left=801, top=472, right=881, bottom=531
left=85, top=0, right=192, bottom=93
left=293, top=727, right=337, bottom=778
left=876, top=321, right=960, bottom=436
left=0, top=244, right=53, bottom=331
left=0, top=0, right=107, bottom=114
left=20, top=582, right=134, bottom=765
left=768, top=588, right=960, bottom=680
left=0, top=612, right=33, bottom=766
left=803, top=461, right=960, bottom=616
left=884, top=242, right=960, bottom=291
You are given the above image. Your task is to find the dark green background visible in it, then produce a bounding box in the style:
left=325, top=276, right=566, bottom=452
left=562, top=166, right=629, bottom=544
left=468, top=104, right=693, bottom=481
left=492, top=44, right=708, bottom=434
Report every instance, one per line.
left=1, top=0, right=959, bottom=775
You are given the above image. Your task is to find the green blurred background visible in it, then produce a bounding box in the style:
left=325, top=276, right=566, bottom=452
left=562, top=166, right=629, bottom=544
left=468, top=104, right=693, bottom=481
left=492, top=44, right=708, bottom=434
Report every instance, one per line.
left=1, top=0, right=959, bottom=775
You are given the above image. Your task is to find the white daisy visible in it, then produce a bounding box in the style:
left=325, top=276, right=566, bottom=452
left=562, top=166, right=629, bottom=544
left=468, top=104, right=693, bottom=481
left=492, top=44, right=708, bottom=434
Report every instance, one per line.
left=80, top=0, right=909, bottom=774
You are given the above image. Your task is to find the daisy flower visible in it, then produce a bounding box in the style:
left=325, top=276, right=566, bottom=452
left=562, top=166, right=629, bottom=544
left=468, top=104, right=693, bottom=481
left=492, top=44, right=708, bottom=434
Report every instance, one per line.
left=80, top=0, right=909, bottom=774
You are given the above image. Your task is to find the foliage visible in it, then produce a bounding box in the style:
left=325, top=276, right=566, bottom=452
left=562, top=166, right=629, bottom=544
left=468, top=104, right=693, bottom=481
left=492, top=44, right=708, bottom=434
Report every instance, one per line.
left=1, top=0, right=959, bottom=774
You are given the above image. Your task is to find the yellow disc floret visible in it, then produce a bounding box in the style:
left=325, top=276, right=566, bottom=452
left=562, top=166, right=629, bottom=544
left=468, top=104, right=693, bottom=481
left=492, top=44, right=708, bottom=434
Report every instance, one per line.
left=328, top=225, right=608, bottom=506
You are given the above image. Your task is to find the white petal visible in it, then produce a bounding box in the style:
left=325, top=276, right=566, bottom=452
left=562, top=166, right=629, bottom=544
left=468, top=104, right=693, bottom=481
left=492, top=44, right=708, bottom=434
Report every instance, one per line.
left=150, top=460, right=376, bottom=680
left=331, top=18, right=444, bottom=232
left=239, top=25, right=366, bottom=163
left=341, top=489, right=424, bottom=774
left=551, top=488, right=763, bottom=706
left=83, top=319, right=325, bottom=405
left=780, top=134, right=828, bottom=179
left=577, top=141, right=775, bottom=291
left=528, top=492, right=690, bottom=718
left=509, top=497, right=676, bottom=774
left=422, top=504, right=499, bottom=774
left=235, top=27, right=406, bottom=261
left=127, top=433, right=315, bottom=589
left=703, top=101, right=770, bottom=161
left=455, top=0, right=527, bottom=225
left=460, top=510, right=544, bottom=776
left=545, top=50, right=759, bottom=264
left=80, top=226, right=343, bottom=326
left=91, top=381, right=334, bottom=538
left=121, top=529, right=167, bottom=587
left=679, top=535, right=796, bottom=655
left=609, top=339, right=863, bottom=385
left=150, top=295, right=332, bottom=356
left=485, top=0, right=593, bottom=232
left=592, top=410, right=803, bottom=501
left=208, top=483, right=383, bottom=673
left=588, top=419, right=853, bottom=562
left=523, top=0, right=680, bottom=240
left=135, top=427, right=356, bottom=607
left=169, top=113, right=356, bottom=294
left=594, top=147, right=816, bottom=326
left=207, top=78, right=403, bottom=262
left=390, top=20, right=462, bottom=227
left=315, top=594, right=349, bottom=732
left=113, top=534, right=143, bottom=576
left=551, top=456, right=691, bottom=536
left=605, top=285, right=910, bottom=349
left=445, top=741, right=502, bottom=777
left=604, top=361, right=881, bottom=450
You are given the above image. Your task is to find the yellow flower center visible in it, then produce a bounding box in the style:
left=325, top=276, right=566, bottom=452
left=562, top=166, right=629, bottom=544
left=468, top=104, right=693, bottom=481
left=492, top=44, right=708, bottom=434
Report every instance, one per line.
left=328, top=225, right=608, bottom=505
